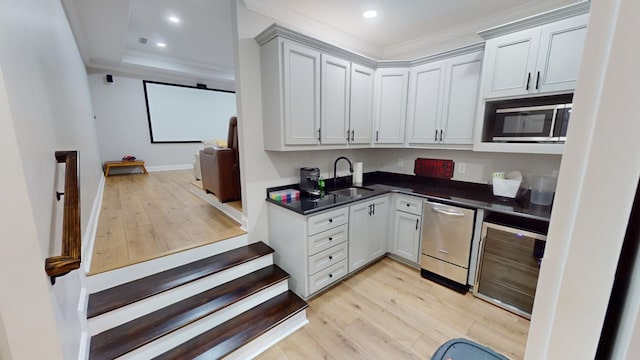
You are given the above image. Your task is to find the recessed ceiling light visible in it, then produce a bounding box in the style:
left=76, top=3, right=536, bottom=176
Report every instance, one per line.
left=168, top=16, right=180, bottom=23
left=156, top=42, right=166, bottom=48
left=363, top=10, right=378, bottom=18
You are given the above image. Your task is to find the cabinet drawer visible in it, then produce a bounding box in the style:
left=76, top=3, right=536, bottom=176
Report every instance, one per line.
left=421, top=254, right=468, bottom=284
left=308, top=259, right=347, bottom=295
left=307, top=207, right=348, bottom=235
left=307, top=224, right=348, bottom=256
left=308, top=242, right=347, bottom=275
left=395, top=196, right=423, bottom=216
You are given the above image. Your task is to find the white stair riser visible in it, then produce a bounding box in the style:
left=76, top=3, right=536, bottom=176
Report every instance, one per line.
left=117, top=280, right=289, bottom=360
left=225, top=310, right=308, bottom=360
left=89, top=254, right=273, bottom=335
left=87, top=234, right=250, bottom=293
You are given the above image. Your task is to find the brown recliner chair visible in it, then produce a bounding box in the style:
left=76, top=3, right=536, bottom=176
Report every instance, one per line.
left=199, top=117, right=241, bottom=203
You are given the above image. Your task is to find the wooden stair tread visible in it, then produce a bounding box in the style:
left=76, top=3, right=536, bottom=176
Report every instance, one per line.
left=153, top=290, right=308, bottom=360
left=87, top=242, right=273, bottom=318
left=89, top=265, right=289, bottom=360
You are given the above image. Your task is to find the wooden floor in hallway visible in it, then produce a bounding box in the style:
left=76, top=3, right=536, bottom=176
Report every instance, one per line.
left=90, top=170, right=246, bottom=274
left=257, top=258, right=530, bottom=360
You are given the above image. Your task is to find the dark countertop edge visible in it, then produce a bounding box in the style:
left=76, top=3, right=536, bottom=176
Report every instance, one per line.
left=266, top=171, right=552, bottom=222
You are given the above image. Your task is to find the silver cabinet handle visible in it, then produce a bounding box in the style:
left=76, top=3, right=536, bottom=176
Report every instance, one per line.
left=438, top=249, right=449, bottom=254
left=434, top=129, right=438, bottom=142
left=439, top=129, right=443, bottom=142
left=376, top=130, right=379, bottom=142
left=415, top=219, right=419, bottom=230
left=317, top=128, right=321, bottom=142
left=346, top=129, right=350, bottom=142
left=432, top=207, right=465, bottom=216
left=351, top=130, right=355, bottom=142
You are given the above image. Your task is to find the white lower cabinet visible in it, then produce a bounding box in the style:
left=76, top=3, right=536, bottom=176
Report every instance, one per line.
left=268, top=195, right=391, bottom=298
left=390, top=195, right=423, bottom=264
left=348, top=196, right=390, bottom=272
left=268, top=204, right=349, bottom=298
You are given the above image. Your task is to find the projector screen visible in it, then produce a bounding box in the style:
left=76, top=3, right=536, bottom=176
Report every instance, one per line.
left=143, top=81, right=237, bottom=143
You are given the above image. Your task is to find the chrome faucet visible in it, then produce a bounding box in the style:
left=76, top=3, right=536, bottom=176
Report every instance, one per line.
left=333, top=156, right=353, bottom=188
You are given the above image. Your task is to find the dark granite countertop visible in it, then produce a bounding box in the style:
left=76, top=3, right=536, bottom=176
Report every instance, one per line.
left=266, top=171, right=553, bottom=221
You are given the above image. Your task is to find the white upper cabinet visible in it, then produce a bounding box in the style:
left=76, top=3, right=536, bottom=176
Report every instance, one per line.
left=374, top=68, right=409, bottom=144
left=321, top=54, right=351, bottom=144
left=535, top=14, right=588, bottom=93
left=441, top=51, right=483, bottom=144
left=261, top=38, right=321, bottom=150
left=406, top=60, right=446, bottom=144
left=349, top=64, right=374, bottom=144
left=282, top=41, right=321, bottom=145
left=483, top=28, right=539, bottom=98
left=407, top=51, right=482, bottom=145
left=483, top=14, right=588, bottom=98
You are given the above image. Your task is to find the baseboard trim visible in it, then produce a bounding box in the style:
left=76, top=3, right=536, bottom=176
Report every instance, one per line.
left=83, top=174, right=105, bottom=274
left=77, top=331, right=89, bottom=360
left=146, top=164, right=193, bottom=172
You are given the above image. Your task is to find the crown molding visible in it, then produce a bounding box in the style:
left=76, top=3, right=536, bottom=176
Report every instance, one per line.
left=478, top=1, right=591, bottom=39
left=255, top=24, right=379, bottom=68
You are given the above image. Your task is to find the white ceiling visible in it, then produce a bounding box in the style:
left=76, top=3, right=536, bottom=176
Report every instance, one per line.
left=62, top=0, right=579, bottom=84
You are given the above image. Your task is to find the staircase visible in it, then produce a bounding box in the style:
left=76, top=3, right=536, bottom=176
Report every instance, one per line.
left=85, top=236, right=308, bottom=359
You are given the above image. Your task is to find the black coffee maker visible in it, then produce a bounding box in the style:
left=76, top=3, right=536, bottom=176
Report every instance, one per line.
left=300, top=167, right=321, bottom=198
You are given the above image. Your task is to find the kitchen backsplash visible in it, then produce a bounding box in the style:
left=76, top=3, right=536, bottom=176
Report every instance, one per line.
left=266, top=148, right=561, bottom=188
left=367, top=148, right=562, bottom=187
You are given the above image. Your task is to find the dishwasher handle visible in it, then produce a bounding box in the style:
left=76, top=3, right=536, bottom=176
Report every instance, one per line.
left=431, top=206, right=466, bottom=217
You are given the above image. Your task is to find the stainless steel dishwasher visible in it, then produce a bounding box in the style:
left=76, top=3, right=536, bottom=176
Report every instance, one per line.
left=420, top=200, right=475, bottom=293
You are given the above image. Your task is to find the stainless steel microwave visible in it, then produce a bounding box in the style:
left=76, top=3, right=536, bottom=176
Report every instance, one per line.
left=492, top=103, right=572, bottom=142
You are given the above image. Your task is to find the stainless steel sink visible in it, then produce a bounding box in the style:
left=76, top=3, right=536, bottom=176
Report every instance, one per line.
left=330, top=186, right=374, bottom=197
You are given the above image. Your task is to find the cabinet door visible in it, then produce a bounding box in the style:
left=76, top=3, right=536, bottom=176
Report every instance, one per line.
left=349, top=63, right=374, bottom=144
left=369, top=197, right=389, bottom=259
left=374, top=68, right=408, bottom=144
left=535, top=14, right=588, bottom=93
left=283, top=41, right=321, bottom=145
left=391, top=211, right=421, bottom=263
left=406, top=60, right=446, bottom=144
left=321, top=54, right=350, bottom=144
left=441, top=51, right=482, bottom=144
left=348, top=201, right=371, bottom=272
left=483, top=28, right=540, bottom=99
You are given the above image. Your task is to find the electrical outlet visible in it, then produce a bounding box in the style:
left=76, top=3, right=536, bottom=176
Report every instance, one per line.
left=397, top=158, right=403, bottom=167
left=457, top=163, right=466, bottom=174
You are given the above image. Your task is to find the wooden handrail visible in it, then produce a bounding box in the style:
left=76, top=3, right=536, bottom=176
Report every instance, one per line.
left=45, top=150, right=81, bottom=284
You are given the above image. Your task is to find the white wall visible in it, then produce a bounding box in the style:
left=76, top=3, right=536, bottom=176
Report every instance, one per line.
left=88, top=73, right=235, bottom=170
left=526, top=0, right=640, bottom=358
left=233, top=3, right=564, bottom=245
left=0, top=0, right=104, bottom=358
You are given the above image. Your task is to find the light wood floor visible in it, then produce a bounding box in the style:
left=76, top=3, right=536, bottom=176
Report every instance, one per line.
left=90, top=170, right=246, bottom=274
left=258, top=258, right=530, bottom=360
